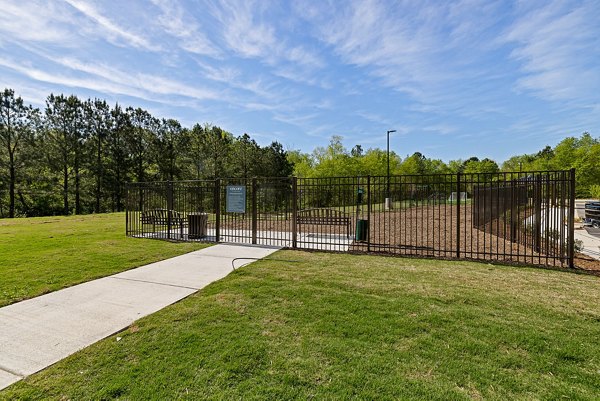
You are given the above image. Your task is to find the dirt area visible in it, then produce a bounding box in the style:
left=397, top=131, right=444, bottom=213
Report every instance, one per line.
left=573, top=253, right=600, bottom=274
left=348, top=205, right=569, bottom=268
left=211, top=205, right=581, bottom=269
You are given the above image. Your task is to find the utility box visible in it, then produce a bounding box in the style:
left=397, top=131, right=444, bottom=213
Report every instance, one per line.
left=355, top=219, right=368, bottom=241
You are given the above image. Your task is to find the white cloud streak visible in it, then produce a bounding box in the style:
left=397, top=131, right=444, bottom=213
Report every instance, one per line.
left=0, top=55, right=220, bottom=104
left=206, top=0, right=324, bottom=69
left=150, top=0, right=220, bottom=57
left=0, top=0, right=73, bottom=44
left=502, top=0, right=600, bottom=101
left=63, top=0, right=159, bottom=51
left=296, top=0, right=509, bottom=109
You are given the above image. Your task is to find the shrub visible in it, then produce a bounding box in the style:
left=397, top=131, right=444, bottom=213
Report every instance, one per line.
left=589, top=184, right=600, bottom=200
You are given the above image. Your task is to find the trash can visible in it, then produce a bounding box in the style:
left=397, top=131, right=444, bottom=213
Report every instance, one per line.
left=355, top=219, right=368, bottom=241
left=188, top=212, right=208, bottom=239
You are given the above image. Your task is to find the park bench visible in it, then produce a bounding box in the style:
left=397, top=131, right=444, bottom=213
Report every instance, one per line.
left=141, top=208, right=187, bottom=238
left=297, top=208, right=351, bottom=238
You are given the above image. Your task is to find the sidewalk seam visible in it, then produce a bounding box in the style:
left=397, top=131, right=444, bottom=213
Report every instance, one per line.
left=0, top=365, right=24, bottom=379
left=108, top=276, right=200, bottom=291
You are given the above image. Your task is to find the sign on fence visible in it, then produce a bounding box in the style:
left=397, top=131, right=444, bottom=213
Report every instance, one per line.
left=226, top=185, right=246, bottom=213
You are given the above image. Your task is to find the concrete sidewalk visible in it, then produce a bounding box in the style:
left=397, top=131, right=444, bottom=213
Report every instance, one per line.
left=575, top=229, right=600, bottom=260
left=0, top=244, right=279, bottom=390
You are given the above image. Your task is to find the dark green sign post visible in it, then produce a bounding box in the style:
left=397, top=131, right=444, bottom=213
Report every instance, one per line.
left=355, top=187, right=367, bottom=241
left=226, top=185, right=246, bottom=213
left=357, top=187, right=364, bottom=204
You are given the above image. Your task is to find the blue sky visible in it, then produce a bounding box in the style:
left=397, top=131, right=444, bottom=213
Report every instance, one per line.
left=0, top=0, right=598, bottom=163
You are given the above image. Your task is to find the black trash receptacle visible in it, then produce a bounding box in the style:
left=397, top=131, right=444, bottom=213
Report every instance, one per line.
left=188, top=212, right=208, bottom=239
left=355, top=219, right=368, bottom=241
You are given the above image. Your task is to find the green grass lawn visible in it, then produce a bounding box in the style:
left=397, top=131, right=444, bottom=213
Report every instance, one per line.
left=0, top=213, right=208, bottom=307
left=3, top=251, right=599, bottom=400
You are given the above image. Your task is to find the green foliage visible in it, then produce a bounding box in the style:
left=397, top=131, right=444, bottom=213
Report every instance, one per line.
left=286, top=150, right=313, bottom=178
left=153, top=118, right=188, bottom=181
left=0, top=89, right=37, bottom=217
left=293, top=136, right=404, bottom=178
left=292, top=138, right=451, bottom=178
left=310, top=135, right=355, bottom=177
left=463, top=158, right=499, bottom=174
left=501, top=132, right=600, bottom=197
left=291, top=132, right=598, bottom=198
left=231, top=133, right=260, bottom=178
left=0, top=88, right=296, bottom=217
left=399, top=151, right=426, bottom=175
left=589, top=184, right=600, bottom=200
left=261, top=141, right=294, bottom=177
left=1, top=85, right=598, bottom=218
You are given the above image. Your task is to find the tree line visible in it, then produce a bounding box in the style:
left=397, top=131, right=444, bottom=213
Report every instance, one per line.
left=0, top=88, right=292, bottom=218
left=290, top=134, right=600, bottom=198
left=289, top=135, right=503, bottom=178
left=1, top=87, right=598, bottom=218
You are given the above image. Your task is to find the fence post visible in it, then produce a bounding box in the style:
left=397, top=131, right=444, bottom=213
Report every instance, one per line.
left=510, top=178, right=517, bottom=243
left=367, top=175, right=371, bottom=253
left=125, top=185, right=129, bottom=237
left=568, top=168, right=576, bottom=268
left=534, top=174, right=542, bottom=253
left=167, top=181, right=173, bottom=240
left=252, top=178, right=257, bottom=244
left=215, top=179, right=221, bottom=242
left=456, top=173, right=461, bottom=258
left=292, top=177, right=297, bottom=249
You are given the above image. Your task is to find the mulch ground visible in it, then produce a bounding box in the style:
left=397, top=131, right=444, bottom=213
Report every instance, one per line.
left=192, top=206, right=600, bottom=272
left=573, top=253, right=600, bottom=274
left=348, top=205, right=567, bottom=267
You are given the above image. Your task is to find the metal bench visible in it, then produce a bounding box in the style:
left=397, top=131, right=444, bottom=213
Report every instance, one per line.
left=297, top=208, right=351, bottom=238
left=141, top=208, right=187, bottom=239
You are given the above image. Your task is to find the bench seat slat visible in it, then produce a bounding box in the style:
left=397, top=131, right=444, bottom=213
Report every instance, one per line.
left=296, top=208, right=351, bottom=238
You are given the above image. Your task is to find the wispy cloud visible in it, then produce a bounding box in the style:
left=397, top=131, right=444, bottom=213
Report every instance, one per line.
left=207, top=0, right=276, bottom=58
left=285, top=45, right=325, bottom=70
left=502, top=0, right=600, bottom=101
left=194, top=60, right=277, bottom=100
left=422, top=125, right=458, bottom=136
left=297, top=0, right=509, bottom=111
left=355, top=111, right=394, bottom=127
left=0, top=54, right=220, bottom=104
left=272, top=112, right=319, bottom=126
left=272, top=66, right=331, bottom=89
left=150, top=0, right=219, bottom=57
left=206, top=0, right=324, bottom=71
left=0, top=1, right=73, bottom=44
left=0, top=56, right=148, bottom=99
left=302, top=1, right=442, bottom=95
left=63, top=0, right=159, bottom=51
left=1, top=0, right=597, bottom=162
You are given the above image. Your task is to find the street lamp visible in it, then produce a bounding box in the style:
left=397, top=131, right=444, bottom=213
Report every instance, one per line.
left=386, top=129, right=396, bottom=210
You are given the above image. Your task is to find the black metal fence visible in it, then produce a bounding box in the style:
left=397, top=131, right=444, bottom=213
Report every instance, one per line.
left=126, top=170, right=576, bottom=268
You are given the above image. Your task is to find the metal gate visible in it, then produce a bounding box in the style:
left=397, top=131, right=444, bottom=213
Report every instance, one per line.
left=126, top=178, right=295, bottom=247
left=126, top=170, right=576, bottom=268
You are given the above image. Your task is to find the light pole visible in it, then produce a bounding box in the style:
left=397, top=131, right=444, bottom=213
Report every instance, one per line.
left=386, top=129, right=396, bottom=209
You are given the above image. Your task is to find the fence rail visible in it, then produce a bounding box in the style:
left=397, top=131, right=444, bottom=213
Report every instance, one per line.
left=126, top=170, right=576, bottom=268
